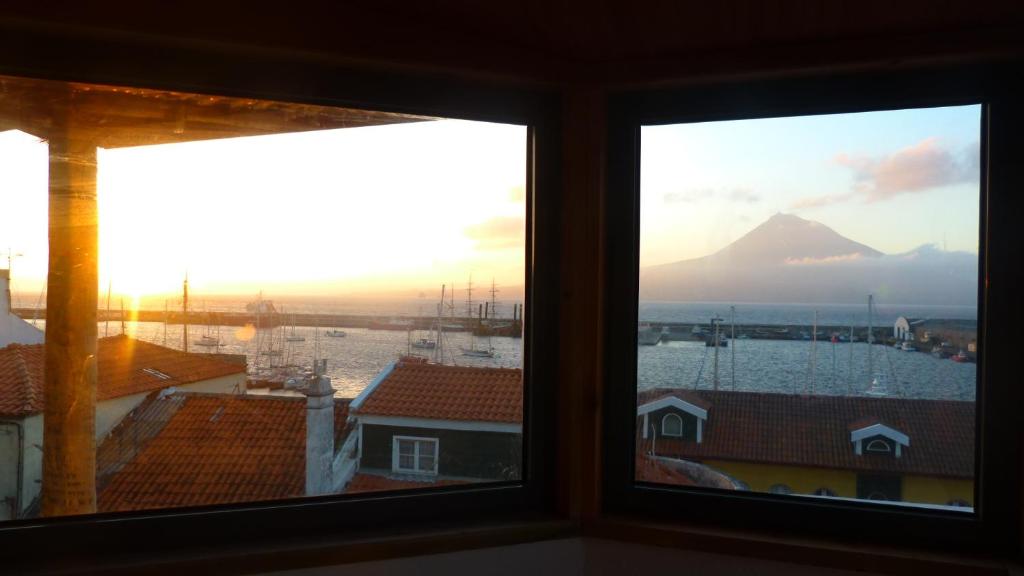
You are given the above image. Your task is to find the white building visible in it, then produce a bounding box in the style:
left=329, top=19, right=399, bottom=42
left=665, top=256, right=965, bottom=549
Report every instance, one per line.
left=0, top=336, right=247, bottom=520
left=893, top=316, right=925, bottom=342
left=0, top=269, right=43, bottom=348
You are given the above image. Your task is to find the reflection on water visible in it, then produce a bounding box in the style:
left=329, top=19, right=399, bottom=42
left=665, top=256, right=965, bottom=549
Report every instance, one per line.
left=639, top=339, right=976, bottom=401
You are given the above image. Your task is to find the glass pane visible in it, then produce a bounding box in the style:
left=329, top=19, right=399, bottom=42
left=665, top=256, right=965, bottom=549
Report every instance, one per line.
left=398, top=439, right=416, bottom=457
left=0, top=73, right=525, bottom=520
left=419, top=440, right=436, bottom=457
left=418, top=454, right=436, bottom=472
left=637, top=106, right=980, bottom=512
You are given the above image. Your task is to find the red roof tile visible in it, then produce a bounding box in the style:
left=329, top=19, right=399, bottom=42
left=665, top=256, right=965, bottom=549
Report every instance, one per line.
left=344, top=472, right=468, bottom=494
left=354, top=360, right=522, bottom=423
left=98, top=392, right=351, bottom=512
left=638, top=389, right=974, bottom=479
left=0, top=335, right=245, bottom=417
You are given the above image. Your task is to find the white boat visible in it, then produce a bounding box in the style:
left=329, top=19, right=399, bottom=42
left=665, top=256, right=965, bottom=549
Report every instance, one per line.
left=900, top=342, right=917, bottom=352
left=194, top=334, right=220, bottom=347
left=325, top=329, right=346, bottom=337
left=285, top=314, right=305, bottom=342
left=461, top=347, right=494, bottom=358
left=865, top=374, right=889, bottom=397
left=412, top=337, right=436, bottom=350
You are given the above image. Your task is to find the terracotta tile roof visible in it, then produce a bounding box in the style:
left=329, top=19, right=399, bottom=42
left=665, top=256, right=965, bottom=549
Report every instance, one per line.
left=638, top=389, right=974, bottom=479
left=97, top=392, right=350, bottom=512
left=354, top=359, right=522, bottom=423
left=0, top=335, right=245, bottom=417
left=635, top=455, right=694, bottom=486
left=344, top=472, right=468, bottom=494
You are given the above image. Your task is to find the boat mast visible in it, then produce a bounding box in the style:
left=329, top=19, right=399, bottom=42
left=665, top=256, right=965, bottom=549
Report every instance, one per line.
left=490, top=279, right=499, bottom=320
left=730, top=305, right=736, bottom=390
left=847, top=325, right=854, bottom=394
left=182, top=274, right=189, bottom=353
left=811, top=310, right=818, bottom=395
left=712, top=316, right=721, bottom=391
left=465, top=274, right=473, bottom=320
left=163, top=300, right=168, bottom=346
left=105, top=280, right=111, bottom=338
left=867, top=294, right=874, bottom=386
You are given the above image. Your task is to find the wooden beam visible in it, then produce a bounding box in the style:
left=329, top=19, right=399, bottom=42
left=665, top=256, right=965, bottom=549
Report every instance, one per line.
left=1, top=74, right=431, bottom=146
left=41, top=97, right=99, bottom=517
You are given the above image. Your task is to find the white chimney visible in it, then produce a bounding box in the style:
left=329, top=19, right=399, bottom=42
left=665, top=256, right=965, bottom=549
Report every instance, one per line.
left=1, top=269, right=10, bottom=314
left=304, top=372, right=335, bottom=496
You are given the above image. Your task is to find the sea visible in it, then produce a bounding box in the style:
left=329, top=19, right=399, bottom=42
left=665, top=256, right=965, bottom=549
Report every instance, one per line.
left=27, top=300, right=977, bottom=402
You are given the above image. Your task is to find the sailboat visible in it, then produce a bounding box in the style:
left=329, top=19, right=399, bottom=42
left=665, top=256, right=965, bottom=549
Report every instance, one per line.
left=863, top=294, right=888, bottom=397
left=286, top=314, right=305, bottom=342
left=194, top=303, right=221, bottom=347
left=325, top=329, right=347, bottom=338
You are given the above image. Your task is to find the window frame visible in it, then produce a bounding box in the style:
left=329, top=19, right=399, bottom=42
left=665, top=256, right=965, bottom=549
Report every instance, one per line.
left=661, top=413, right=683, bottom=438
left=604, top=63, right=1023, bottom=556
left=0, top=22, right=563, bottom=573
left=393, top=436, right=440, bottom=476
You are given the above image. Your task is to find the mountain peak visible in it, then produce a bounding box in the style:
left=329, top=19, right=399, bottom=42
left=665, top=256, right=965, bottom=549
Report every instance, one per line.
left=710, top=213, right=883, bottom=264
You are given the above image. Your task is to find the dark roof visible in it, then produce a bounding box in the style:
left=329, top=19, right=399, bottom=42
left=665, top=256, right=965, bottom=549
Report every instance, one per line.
left=353, top=359, right=522, bottom=424
left=638, top=388, right=974, bottom=479
left=97, top=392, right=350, bottom=512
left=0, top=336, right=246, bottom=417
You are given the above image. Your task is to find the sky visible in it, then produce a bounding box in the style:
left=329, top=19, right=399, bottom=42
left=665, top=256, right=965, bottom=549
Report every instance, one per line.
left=0, top=120, right=526, bottom=307
left=640, top=105, right=982, bottom=267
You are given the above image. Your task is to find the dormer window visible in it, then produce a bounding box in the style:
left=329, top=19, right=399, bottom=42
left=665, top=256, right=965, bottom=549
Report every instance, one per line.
left=865, top=439, right=892, bottom=453
left=850, top=420, right=910, bottom=458
left=638, top=394, right=708, bottom=444
left=662, top=413, right=683, bottom=437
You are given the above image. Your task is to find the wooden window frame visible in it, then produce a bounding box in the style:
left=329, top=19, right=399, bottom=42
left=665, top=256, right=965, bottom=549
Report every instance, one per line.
left=604, top=63, right=1023, bottom=557
left=0, top=22, right=563, bottom=574
left=661, top=413, right=683, bottom=438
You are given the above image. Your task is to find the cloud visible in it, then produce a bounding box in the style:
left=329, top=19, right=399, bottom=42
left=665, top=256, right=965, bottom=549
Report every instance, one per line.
left=791, top=138, right=979, bottom=209
left=663, top=187, right=759, bottom=204
left=463, top=215, right=525, bottom=250
left=784, top=253, right=867, bottom=266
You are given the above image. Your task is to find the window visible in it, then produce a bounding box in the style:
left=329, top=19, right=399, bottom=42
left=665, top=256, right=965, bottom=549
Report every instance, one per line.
left=393, top=436, right=439, bottom=475
left=865, top=439, right=892, bottom=454
left=0, top=38, right=560, bottom=569
left=604, top=65, right=1022, bottom=554
left=661, top=413, right=683, bottom=437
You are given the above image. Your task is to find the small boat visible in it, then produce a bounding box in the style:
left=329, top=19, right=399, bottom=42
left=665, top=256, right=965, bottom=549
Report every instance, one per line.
left=865, top=374, right=889, bottom=397
left=900, top=342, right=917, bottom=352
left=285, top=315, right=305, bottom=342
left=194, top=334, right=220, bottom=347
left=737, top=334, right=751, bottom=340
left=893, top=342, right=903, bottom=349
left=931, top=346, right=948, bottom=359
left=412, top=338, right=436, bottom=349
left=461, top=347, right=494, bottom=358
left=325, top=329, right=346, bottom=338
left=951, top=350, right=969, bottom=363
left=704, top=334, right=728, bottom=347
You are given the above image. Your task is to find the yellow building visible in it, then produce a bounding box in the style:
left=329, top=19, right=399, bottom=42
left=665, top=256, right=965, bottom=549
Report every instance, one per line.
left=636, top=389, right=973, bottom=508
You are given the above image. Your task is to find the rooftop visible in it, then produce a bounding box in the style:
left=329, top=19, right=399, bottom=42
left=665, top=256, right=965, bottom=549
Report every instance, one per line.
left=638, top=389, right=974, bottom=479
left=0, top=335, right=246, bottom=417
left=353, top=358, right=522, bottom=424
left=97, top=392, right=350, bottom=512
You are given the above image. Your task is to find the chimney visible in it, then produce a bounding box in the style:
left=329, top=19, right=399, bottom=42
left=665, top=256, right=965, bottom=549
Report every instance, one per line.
left=304, top=368, right=334, bottom=496
left=1, top=269, right=10, bottom=314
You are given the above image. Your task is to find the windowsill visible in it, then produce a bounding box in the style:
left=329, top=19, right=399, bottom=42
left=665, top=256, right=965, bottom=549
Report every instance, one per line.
left=582, top=516, right=1014, bottom=576
left=21, top=516, right=575, bottom=575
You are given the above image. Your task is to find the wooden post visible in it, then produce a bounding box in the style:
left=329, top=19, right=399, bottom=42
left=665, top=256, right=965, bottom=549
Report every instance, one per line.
left=42, top=119, right=99, bottom=516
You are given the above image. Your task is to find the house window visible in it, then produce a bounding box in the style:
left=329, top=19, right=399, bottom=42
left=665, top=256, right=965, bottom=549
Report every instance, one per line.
left=0, top=70, right=531, bottom=524
left=604, top=66, right=1017, bottom=552
left=393, top=436, right=439, bottom=475
left=662, top=413, right=683, bottom=437
left=630, top=104, right=979, bottom=510
left=866, top=439, right=892, bottom=453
